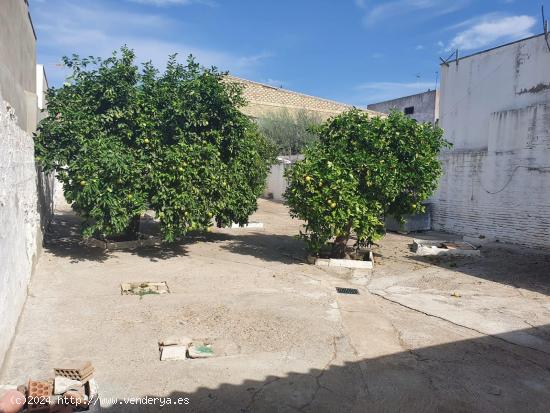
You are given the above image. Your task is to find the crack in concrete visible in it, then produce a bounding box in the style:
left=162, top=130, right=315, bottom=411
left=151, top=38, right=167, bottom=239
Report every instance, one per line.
left=366, top=288, right=550, bottom=372
left=346, top=336, right=371, bottom=399
left=297, top=335, right=341, bottom=412
left=244, top=376, right=282, bottom=411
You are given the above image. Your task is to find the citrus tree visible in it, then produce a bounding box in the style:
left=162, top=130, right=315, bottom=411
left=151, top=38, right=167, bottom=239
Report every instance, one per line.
left=35, top=47, right=275, bottom=241
left=284, top=109, right=449, bottom=258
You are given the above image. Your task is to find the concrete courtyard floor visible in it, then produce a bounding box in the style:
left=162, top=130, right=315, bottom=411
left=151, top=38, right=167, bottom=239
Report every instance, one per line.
left=2, top=199, right=550, bottom=412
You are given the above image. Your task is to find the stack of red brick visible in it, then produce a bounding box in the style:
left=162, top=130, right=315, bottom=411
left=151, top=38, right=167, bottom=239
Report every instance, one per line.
left=0, top=361, right=96, bottom=413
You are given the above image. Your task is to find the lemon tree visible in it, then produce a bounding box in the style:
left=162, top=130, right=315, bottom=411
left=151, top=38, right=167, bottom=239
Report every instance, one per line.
left=284, top=109, right=449, bottom=258
left=35, top=47, right=274, bottom=241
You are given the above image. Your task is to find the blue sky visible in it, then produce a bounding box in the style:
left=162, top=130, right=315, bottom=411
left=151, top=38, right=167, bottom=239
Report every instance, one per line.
left=30, top=0, right=544, bottom=106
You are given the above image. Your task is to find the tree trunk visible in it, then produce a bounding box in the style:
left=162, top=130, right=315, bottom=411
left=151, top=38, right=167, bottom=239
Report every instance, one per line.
left=331, top=234, right=349, bottom=259
left=123, top=215, right=141, bottom=240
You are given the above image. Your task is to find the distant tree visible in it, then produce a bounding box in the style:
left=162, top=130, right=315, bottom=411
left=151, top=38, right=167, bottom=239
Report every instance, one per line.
left=284, top=109, right=450, bottom=258
left=257, top=109, right=322, bottom=156
left=35, top=47, right=275, bottom=241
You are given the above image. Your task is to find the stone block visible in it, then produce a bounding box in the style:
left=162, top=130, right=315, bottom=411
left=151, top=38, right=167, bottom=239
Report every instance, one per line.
left=310, top=251, right=374, bottom=269
left=413, top=239, right=481, bottom=257
left=160, top=345, right=188, bottom=361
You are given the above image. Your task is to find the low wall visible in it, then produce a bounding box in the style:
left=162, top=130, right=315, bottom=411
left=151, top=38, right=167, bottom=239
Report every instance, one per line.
left=264, top=163, right=288, bottom=201
left=0, top=93, right=52, bottom=367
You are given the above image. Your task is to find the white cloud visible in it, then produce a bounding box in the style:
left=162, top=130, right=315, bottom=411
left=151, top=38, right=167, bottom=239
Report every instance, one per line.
left=356, top=81, right=435, bottom=104
left=31, top=1, right=269, bottom=86
left=415, top=45, right=424, bottom=50
left=448, top=15, right=536, bottom=51
left=358, top=0, right=469, bottom=27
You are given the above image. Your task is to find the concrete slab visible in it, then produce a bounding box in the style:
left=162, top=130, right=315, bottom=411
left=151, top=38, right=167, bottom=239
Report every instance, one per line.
left=1, top=200, right=550, bottom=412
left=159, top=346, right=188, bottom=361
left=413, top=238, right=481, bottom=257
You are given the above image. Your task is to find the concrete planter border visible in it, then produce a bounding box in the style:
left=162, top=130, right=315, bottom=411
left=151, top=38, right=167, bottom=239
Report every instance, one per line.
left=85, top=236, right=162, bottom=251
left=308, top=250, right=374, bottom=269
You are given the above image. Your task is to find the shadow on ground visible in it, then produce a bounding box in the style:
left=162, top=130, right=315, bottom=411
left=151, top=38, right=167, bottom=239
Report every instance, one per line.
left=44, top=213, right=190, bottom=263
left=218, top=232, right=307, bottom=264
left=44, top=210, right=308, bottom=265
left=402, top=240, right=550, bottom=296
left=44, top=212, right=111, bottom=263
left=99, top=326, right=550, bottom=412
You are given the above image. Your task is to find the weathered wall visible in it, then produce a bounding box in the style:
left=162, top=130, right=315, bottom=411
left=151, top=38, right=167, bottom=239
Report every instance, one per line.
left=367, top=90, right=439, bottom=124
left=432, top=34, right=550, bottom=249
left=0, top=94, right=42, bottom=367
left=0, top=0, right=37, bottom=133
left=227, top=76, right=380, bottom=121
left=0, top=0, right=52, bottom=368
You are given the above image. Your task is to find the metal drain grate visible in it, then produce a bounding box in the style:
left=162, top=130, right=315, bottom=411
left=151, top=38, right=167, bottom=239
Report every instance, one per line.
left=336, top=287, right=359, bottom=295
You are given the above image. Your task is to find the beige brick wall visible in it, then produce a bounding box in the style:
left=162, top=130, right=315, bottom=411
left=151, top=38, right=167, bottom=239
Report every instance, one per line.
left=226, top=76, right=381, bottom=121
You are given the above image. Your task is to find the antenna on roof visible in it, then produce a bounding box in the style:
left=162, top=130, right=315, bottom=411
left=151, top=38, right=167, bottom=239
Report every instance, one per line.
left=543, top=4, right=550, bottom=52
left=439, top=49, right=458, bottom=67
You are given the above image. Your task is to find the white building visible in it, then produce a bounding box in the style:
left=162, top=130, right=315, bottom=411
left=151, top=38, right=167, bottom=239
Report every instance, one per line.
left=367, top=89, right=439, bottom=124
left=431, top=34, right=550, bottom=249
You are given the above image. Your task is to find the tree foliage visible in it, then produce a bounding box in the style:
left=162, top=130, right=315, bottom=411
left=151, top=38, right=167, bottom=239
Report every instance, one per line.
left=257, top=109, right=321, bottom=155
left=284, top=109, right=450, bottom=257
left=35, top=47, right=275, bottom=241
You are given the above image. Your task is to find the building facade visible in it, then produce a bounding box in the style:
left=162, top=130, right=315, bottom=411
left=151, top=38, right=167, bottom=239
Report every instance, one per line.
left=431, top=34, right=550, bottom=249
left=227, top=75, right=380, bottom=121
left=367, top=89, right=439, bottom=124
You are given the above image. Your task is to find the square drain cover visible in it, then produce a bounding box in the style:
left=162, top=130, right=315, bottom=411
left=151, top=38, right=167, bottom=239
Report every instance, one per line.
left=121, top=282, right=170, bottom=296
left=336, top=287, right=359, bottom=295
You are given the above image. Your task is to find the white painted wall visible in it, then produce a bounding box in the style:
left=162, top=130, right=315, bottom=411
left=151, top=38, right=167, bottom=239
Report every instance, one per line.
left=432, top=34, right=550, bottom=249
left=265, top=163, right=288, bottom=201
left=367, top=90, right=439, bottom=124
left=263, top=155, right=303, bottom=201
left=0, top=94, right=41, bottom=366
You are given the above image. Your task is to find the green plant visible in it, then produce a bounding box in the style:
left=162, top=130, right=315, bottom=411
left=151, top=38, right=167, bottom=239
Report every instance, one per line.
left=35, top=47, right=275, bottom=241
left=284, top=109, right=450, bottom=258
left=257, top=109, right=321, bottom=156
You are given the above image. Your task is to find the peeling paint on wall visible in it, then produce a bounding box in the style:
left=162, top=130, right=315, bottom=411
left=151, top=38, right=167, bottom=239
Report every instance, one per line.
left=434, top=34, right=550, bottom=250
left=0, top=94, right=40, bottom=366
left=517, top=83, right=550, bottom=95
